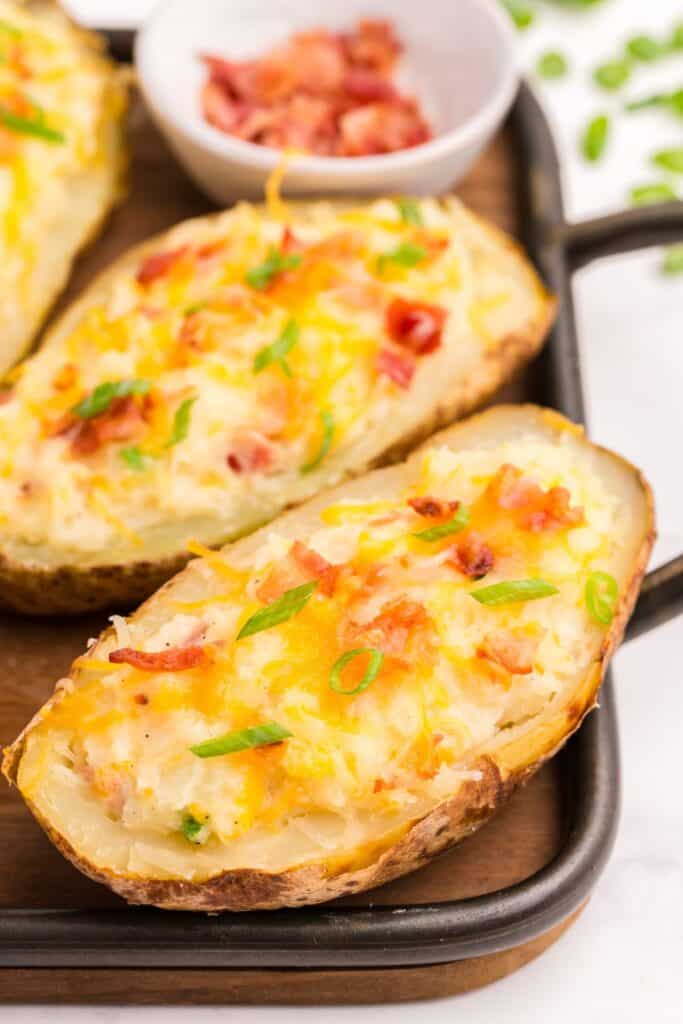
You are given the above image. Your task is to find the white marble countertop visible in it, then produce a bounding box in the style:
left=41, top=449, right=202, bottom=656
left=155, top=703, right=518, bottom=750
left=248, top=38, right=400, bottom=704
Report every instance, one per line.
left=8, top=1, right=683, bottom=1020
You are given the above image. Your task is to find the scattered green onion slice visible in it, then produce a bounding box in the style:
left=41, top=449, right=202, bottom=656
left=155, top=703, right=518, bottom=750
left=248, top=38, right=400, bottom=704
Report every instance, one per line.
left=670, top=23, right=683, bottom=50
left=626, top=88, right=683, bottom=117
left=166, top=396, right=197, bottom=448
left=329, top=648, right=384, bottom=696
left=584, top=571, right=618, bottom=625
left=190, top=721, right=292, bottom=759
left=180, top=812, right=208, bottom=843
left=537, top=51, right=569, bottom=80
left=470, top=579, right=559, bottom=606
left=0, top=103, right=64, bottom=143
left=412, top=505, right=470, bottom=542
left=246, top=248, right=301, bottom=290
left=376, top=241, right=427, bottom=274
left=253, top=319, right=299, bottom=378
left=301, top=409, right=334, bottom=474
left=582, top=114, right=609, bottom=162
left=184, top=302, right=207, bottom=316
left=630, top=183, right=677, bottom=206
left=501, top=0, right=535, bottom=31
left=71, top=379, right=151, bottom=419
left=660, top=243, right=683, bottom=274
left=626, top=35, right=663, bottom=62
left=120, top=446, right=154, bottom=472
left=593, top=61, right=630, bottom=92
left=396, top=198, right=423, bottom=226
left=236, top=581, right=318, bottom=640
left=652, top=148, right=683, bottom=173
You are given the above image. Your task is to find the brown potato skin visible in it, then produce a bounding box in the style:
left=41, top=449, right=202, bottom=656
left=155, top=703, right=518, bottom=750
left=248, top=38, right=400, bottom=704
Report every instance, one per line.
left=0, top=206, right=555, bottom=615
left=3, top=407, right=655, bottom=911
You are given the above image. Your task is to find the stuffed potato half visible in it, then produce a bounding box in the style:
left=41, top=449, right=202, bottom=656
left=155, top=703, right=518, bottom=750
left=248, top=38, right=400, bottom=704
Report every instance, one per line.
left=0, top=193, right=553, bottom=614
left=0, top=0, right=128, bottom=374
left=4, top=405, right=654, bottom=911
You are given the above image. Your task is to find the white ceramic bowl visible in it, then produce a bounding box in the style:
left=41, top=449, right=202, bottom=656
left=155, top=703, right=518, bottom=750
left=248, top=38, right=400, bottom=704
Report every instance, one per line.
left=135, top=0, right=519, bottom=204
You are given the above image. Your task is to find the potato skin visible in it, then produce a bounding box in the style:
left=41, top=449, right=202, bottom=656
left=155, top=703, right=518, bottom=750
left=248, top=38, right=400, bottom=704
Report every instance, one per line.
left=3, top=406, right=655, bottom=911
left=0, top=204, right=555, bottom=616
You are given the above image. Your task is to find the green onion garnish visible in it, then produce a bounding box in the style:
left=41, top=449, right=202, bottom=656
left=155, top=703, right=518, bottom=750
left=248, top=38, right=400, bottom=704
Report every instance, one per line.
left=625, top=89, right=683, bottom=116
left=671, top=23, right=683, bottom=50
left=537, top=51, right=569, bottom=80
left=652, top=148, right=683, bottom=173
left=626, top=35, right=663, bottom=62
left=593, top=61, right=630, bottom=92
left=630, top=183, right=677, bottom=206
left=660, top=243, right=683, bottom=274
left=585, top=571, right=618, bottom=625
left=166, top=396, right=197, bottom=447
left=396, top=198, right=423, bottom=226
left=376, top=241, right=427, bottom=274
left=71, top=379, right=151, bottom=419
left=501, top=0, right=535, bottom=31
left=190, top=721, right=292, bottom=759
left=301, top=410, right=334, bottom=474
left=581, top=114, right=609, bottom=162
left=184, top=302, right=207, bottom=316
left=237, top=581, right=318, bottom=640
left=120, top=446, right=154, bottom=472
left=329, top=648, right=384, bottom=696
left=180, top=811, right=208, bottom=843
left=253, top=319, right=299, bottom=378
left=412, top=505, right=470, bottom=542
left=470, top=579, right=559, bottom=606
left=246, top=248, right=302, bottom=290
left=0, top=104, right=64, bottom=143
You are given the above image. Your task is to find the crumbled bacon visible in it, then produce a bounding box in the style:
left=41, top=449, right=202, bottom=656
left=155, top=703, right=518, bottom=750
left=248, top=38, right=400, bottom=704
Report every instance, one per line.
left=58, top=396, right=150, bottom=457
left=337, top=99, right=430, bottom=156
left=486, top=464, right=585, bottom=533
left=226, top=430, right=275, bottom=474
left=376, top=347, right=415, bottom=388
left=476, top=630, right=542, bottom=676
left=137, top=247, right=188, bottom=286
left=347, top=596, right=432, bottom=660
left=447, top=531, right=495, bottom=580
left=256, top=541, right=340, bottom=603
left=408, top=496, right=459, bottom=518
left=385, top=298, right=447, bottom=355
left=280, top=225, right=303, bottom=253
left=342, top=18, right=402, bottom=73
left=109, top=646, right=207, bottom=672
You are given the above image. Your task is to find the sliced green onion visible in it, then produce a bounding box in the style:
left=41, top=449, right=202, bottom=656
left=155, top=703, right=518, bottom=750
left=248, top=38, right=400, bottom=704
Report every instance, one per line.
left=630, top=183, right=677, bottom=206
left=376, top=241, right=427, bottom=274
left=184, top=302, right=207, bottom=316
left=71, top=379, right=151, bottom=419
left=501, top=0, right=535, bottom=31
left=329, top=648, right=384, bottom=696
left=670, top=23, right=683, bottom=50
left=652, top=148, right=683, bottom=173
left=660, top=243, right=683, bottom=274
left=593, top=61, right=630, bottom=92
left=626, top=89, right=683, bottom=116
left=180, top=811, right=208, bottom=844
left=585, top=571, right=618, bottom=625
left=120, top=446, right=154, bottom=472
left=581, top=114, right=609, bottom=162
left=237, top=581, right=318, bottom=640
left=253, top=319, right=299, bottom=378
left=301, top=410, right=334, bottom=474
left=0, top=104, right=64, bottom=143
left=470, top=579, right=559, bottom=606
left=396, top=198, right=423, bottom=226
left=166, top=396, right=197, bottom=448
left=537, top=51, right=569, bottom=80
left=626, top=35, right=663, bottom=62
left=412, top=505, right=470, bottom=542
left=190, top=721, right=292, bottom=759
left=246, top=248, right=301, bottom=290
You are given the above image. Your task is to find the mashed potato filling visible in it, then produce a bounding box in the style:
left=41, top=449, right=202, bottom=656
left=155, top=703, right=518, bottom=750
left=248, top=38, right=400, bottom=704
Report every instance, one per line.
left=18, top=426, right=633, bottom=879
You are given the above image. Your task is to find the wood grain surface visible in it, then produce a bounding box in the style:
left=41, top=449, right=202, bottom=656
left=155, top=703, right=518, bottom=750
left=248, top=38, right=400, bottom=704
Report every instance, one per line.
left=0, top=99, right=572, bottom=1003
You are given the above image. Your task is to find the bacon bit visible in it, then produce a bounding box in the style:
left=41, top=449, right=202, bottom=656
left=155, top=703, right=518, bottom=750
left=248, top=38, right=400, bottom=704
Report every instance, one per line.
left=52, top=364, right=78, bottom=392
left=196, top=239, right=225, bottom=261
left=408, top=496, right=459, bottom=518
left=476, top=630, right=542, bottom=677
left=447, top=531, right=495, bottom=580
left=486, top=464, right=585, bottom=533
left=226, top=429, right=275, bottom=474
left=137, top=247, right=188, bottom=286
left=280, top=225, right=303, bottom=253
left=373, top=777, right=395, bottom=793
left=9, top=44, right=32, bottom=80
left=385, top=298, right=447, bottom=356
left=343, top=67, right=397, bottom=103
left=67, top=396, right=149, bottom=457
left=342, top=19, right=402, bottom=73
left=256, top=541, right=341, bottom=603
left=338, top=99, right=430, bottom=156
left=109, top=646, right=207, bottom=672
left=348, top=596, right=432, bottom=660
left=376, top=347, right=415, bottom=389
left=134, top=693, right=149, bottom=706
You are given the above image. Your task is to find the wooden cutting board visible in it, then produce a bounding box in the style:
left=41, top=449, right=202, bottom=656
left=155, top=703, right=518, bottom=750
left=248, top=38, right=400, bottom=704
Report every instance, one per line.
left=0, top=98, right=578, bottom=1004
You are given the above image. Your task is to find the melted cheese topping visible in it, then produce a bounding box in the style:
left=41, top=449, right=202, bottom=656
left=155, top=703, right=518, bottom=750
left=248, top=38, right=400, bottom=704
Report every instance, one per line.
left=22, top=434, right=629, bottom=874
left=0, top=195, right=532, bottom=561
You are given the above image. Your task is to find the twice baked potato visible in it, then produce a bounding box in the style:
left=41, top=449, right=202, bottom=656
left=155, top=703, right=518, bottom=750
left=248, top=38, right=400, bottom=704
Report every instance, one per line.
left=0, top=194, right=553, bottom=614
left=0, top=0, right=128, bottom=375
left=4, top=405, right=654, bottom=911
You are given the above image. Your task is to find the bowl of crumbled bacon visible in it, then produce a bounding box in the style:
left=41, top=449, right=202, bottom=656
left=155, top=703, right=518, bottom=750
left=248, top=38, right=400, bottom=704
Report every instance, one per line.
left=135, top=0, right=519, bottom=202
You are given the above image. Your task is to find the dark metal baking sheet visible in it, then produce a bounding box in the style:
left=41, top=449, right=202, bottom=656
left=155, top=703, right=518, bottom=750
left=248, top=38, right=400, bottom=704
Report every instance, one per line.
left=0, top=33, right=681, bottom=970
